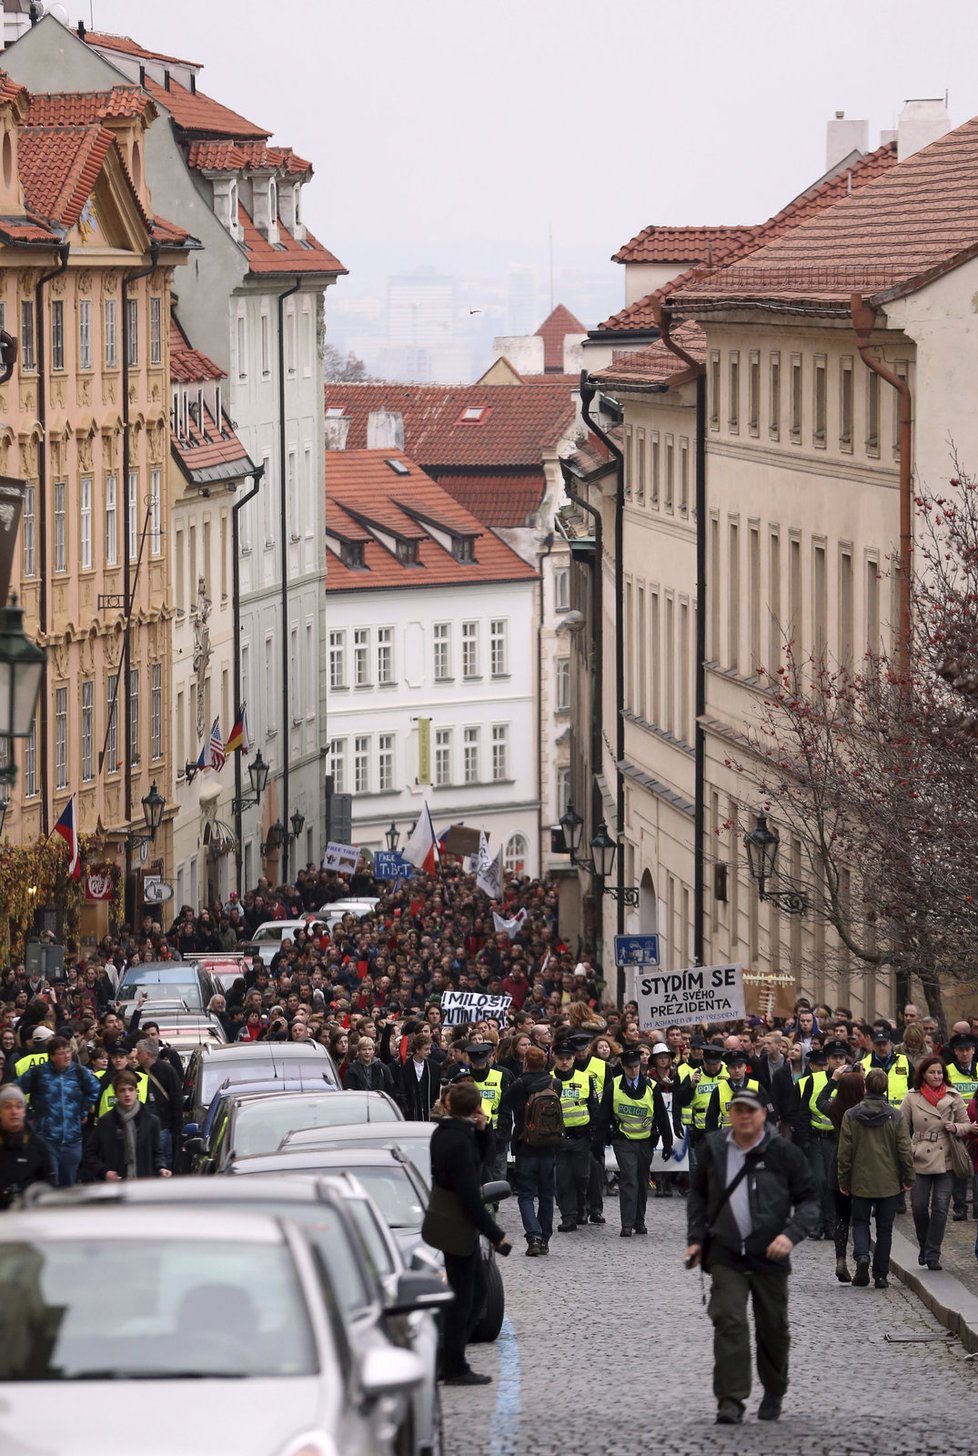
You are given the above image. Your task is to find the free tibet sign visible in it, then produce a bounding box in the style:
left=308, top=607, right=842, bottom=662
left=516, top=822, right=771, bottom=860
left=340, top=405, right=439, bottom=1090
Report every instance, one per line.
left=636, top=963, right=745, bottom=1030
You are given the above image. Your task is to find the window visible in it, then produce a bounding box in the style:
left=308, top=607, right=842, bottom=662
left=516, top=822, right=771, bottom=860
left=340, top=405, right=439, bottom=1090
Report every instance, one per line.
left=768, top=528, right=782, bottom=673
left=149, top=468, right=161, bottom=555
left=813, top=542, right=827, bottom=663
left=840, top=357, right=853, bottom=450
left=749, top=525, right=760, bottom=674
left=51, top=299, right=64, bottom=370
left=748, top=350, right=760, bottom=435
left=20, top=300, right=34, bottom=371
left=728, top=351, right=740, bottom=431
left=504, top=833, right=527, bottom=875
left=150, top=297, right=162, bottom=365
left=769, top=351, right=781, bottom=439
left=635, top=430, right=645, bottom=505
left=790, top=354, right=802, bottom=442
left=354, top=735, right=370, bottom=793
left=104, top=298, right=117, bottom=368
left=491, top=723, right=509, bottom=781
left=264, top=635, right=275, bottom=729
left=105, top=472, right=117, bottom=566
left=287, top=449, right=298, bottom=539
left=555, top=566, right=570, bottom=612
left=54, top=481, right=66, bottom=573
left=126, top=296, right=138, bottom=367
left=79, top=477, right=92, bottom=570
left=378, top=733, right=394, bottom=792
left=727, top=521, right=739, bottom=672
left=329, top=737, right=347, bottom=794
left=263, top=454, right=275, bottom=547
left=679, top=440, right=689, bottom=518
left=462, top=621, right=479, bottom=679
left=557, top=765, right=570, bottom=819
left=433, top=622, right=451, bottom=680
left=304, top=623, right=314, bottom=719
left=106, top=673, right=119, bottom=772
left=839, top=548, right=853, bottom=678
left=709, top=351, right=720, bottom=430
left=463, top=726, right=480, bottom=784
left=78, top=299, right=92, bottom=370
left=22, top=485, right=34, bottom=577
left=54, top=687, right=68, bottom=790
left=556, top=657, right=570, bottom=712
left=866, top=556, right=880, bottom=658
left=329, top=630, right=347, bottom=689
left=893, top=363, right=908, bottom=459
left=286, top=307, right=296, bottom=376
left=651, top=435, right=660, bottom=508
left=236, top=314, right=247, bottom=379
left=23, top=716, right=37, bottom=797
left=354, top=627, right=370, bottom=686
left=665, top=437, right=674, bottom=513
left=434, top=728, right=452, bottom=787
left=376, top=626, right=393, bottom=684
left=490, top=619, right=508, bottom=677
left=81, top=681, right=94, bottom=782
left=151, top=662, right=162, bottom=760
left=866, top=372, right=880, bottom=453
left=813, top=355, right=827, bottom=445
left=129, top=667, right=140, bottom=762
left=260, top=312, right=270, bottom=375
left=289, top=627, right=299, bottom=724
left=128, top=470, right=138, bottom=562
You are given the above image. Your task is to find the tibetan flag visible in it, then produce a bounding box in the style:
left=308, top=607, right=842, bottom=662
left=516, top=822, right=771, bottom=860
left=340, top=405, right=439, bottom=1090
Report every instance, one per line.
left=208, top=716, right=226, bottom=772
left=52, top=796, right=81, bottom=880
left=225, top=703, right=251, bottom=756
left=403, top=801, right=439, bottom=875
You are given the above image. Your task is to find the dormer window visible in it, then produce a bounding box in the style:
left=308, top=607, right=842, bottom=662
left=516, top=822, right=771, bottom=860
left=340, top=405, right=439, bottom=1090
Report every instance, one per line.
left=396, top=539, right=418, bottom=564
left=385, top=458, right=410, bottom=475
left=229, top=181, right=238, bottom=226
left=269, top=179, right=278, bottom=220
left=340, top=540, right=365, bottom=569
left=453, top=537, right=475, bottom=563
left=293, top=184, right=301, bottom=226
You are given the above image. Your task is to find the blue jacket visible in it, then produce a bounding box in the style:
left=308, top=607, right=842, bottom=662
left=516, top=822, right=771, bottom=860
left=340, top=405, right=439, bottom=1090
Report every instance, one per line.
left=17, top=1059, right=101, bottom=1145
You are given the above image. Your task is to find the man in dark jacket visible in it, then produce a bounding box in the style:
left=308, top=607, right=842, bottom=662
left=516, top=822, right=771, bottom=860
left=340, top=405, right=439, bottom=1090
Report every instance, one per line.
left=134, top=1039, right=183, bottom=1170
left=596, top=1045, right=673, bottom=1238
left=685, top=1088, right=817, bottom=1425
left=344, top=1037, right=394, bottom=1094
left=91, top=1072, right=171, bottom=1182
left=0, top=1085, right=51, bottom=1207
left=500, top=1046, right=559, bottom=1254
left=393, top=1032, right=437, bottom=1120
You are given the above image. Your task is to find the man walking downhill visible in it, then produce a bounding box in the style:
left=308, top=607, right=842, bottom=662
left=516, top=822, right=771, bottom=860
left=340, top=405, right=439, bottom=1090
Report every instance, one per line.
left=685, top=1088, right=818, bottom=1426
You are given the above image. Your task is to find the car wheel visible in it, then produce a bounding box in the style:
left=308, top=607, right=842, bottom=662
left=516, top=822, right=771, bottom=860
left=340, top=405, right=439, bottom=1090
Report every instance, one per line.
left=421, top=1388, right=444, bottom=1456
left=470, top=1256, right=504, bottom=1343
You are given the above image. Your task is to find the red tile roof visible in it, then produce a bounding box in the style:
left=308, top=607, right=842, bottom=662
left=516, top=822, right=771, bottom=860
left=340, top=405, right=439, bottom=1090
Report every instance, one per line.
left=143, top=75, right=268, bottom=140
left=0, top=71, right=28, bottom=111
left=0, top=216, right=60, bottom=244
left=83, top=30, right=202, bottom=68
left=433, top=473, right=545, bottom=527
left=325, top=451, right=538, bottom=592
left=323, top=381, right=577, bottom=469
left=25, top=87, right=155, bottom=126
left=592, top=323, right=706, bottom=387
left=170, top=315, right=252, bottom=483
left=186, top=140, right=312, bottom=176
left=535, top=303, right=586, bottom=372
left=18, top=123, right=115, bottom=227
left=564, top=433, right=616, bottom=480
left=672, top=128, right=974, bottom=313
left=150, top=213, right=196, bottom=248
left=612, top=224, right=756, bottom=266
left=237, top=204, right=346, bottom=278
left=169, top=318, right=224, bottom=383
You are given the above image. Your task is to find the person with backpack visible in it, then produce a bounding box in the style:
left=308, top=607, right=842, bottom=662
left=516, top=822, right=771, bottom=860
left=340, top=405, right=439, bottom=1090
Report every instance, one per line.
left=596, top=1045, right=674, bottom=1237
left=17, top=1035, right=101, bottom=1187
left=500, top=1045, right=563, bottom=1255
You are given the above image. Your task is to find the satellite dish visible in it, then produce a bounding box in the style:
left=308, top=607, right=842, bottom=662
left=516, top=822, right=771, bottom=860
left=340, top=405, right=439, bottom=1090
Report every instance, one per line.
left=49, top=1, right=70, bottom=20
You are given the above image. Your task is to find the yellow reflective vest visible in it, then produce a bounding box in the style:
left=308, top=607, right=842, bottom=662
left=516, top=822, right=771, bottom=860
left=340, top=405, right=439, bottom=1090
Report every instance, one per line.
left=798, top=1069, right=833, bottom=1132
left=676, top=1061, right=702, bottom=1126
left=580, top=1056, right=607, bottom=1096
left=858, top=1054, right=910, bottom=1107
left=946, top=1061, right=978, bottom=1101
left=689, top=1069, right=725, bottom=1131
left=611, top=1074, right=657, bottom=1140
left=716, top=1077, right=762, bottom=1129
left=556, top=1069, right=591, bottom=1129
left=474, top=1068, right=504, bottom=1127
left=97, top=1070, right=149, bottom=1120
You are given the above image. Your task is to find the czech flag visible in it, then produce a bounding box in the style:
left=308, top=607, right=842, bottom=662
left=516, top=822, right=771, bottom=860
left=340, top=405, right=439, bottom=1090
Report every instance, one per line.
left=403, top=801, right=439, bottom=875
left=52, top=796, right=81, bottom=880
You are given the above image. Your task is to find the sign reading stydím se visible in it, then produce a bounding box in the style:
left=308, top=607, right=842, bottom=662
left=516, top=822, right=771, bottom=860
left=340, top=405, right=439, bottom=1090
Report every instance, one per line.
left=636, top=963, right=745, bottom=1030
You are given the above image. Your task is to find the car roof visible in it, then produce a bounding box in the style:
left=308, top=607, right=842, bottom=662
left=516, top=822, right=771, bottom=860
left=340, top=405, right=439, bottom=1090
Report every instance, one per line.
left=227, top=1086, right=340, bottom=1113
left=26, top=1173, right=339, bottom=1209
left=119, top=962, right=194, bottom=977
left=0, top=1205, right=286, bottom=1242
left=231, top=1146, right=417, bottom=1175
left=199, top=1040, right=327, bottom=1061
left=283, top=1121, right=433, bottom=1148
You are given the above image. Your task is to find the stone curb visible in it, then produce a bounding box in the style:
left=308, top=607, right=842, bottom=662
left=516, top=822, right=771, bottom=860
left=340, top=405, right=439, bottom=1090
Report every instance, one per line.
left=888, top=1225, right=978, bottom=1352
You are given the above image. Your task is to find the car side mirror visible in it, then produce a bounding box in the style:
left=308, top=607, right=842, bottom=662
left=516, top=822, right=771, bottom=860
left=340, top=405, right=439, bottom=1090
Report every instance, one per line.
left=385, top=1269, right=454, bottom=1316
left=480, top=1179, right=512, bottom=1204
left=359, top=1347, right=425, bottom=1407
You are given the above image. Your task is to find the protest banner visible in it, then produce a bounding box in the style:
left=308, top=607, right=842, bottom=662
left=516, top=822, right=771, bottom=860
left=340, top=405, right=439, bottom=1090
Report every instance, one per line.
left=321, top=840, right=359, bottom=874
left=440, top=990, right=512, bottom=1026
left=373, top=851, right=413, bottom=880
left=636, top=963, right=745, bottom=1030
left=492, top=907, right=526, bottom=937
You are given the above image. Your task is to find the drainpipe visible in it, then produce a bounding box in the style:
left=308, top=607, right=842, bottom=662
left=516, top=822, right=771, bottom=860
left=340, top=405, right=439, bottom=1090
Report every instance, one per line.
left=277, top=279, right=301, bottom=884
left=535, top=529, right=554, bottom=876
left=559, top=459, right=604, bottom=875
left=652, top=297, right=707, bottom=968
left=851, top=293, right=913, bottom=676
left=121, top=242, right=160, bottom=918
left=231, top=463, right=264, bottom=896
left=34, top=241, right=70, bottom=836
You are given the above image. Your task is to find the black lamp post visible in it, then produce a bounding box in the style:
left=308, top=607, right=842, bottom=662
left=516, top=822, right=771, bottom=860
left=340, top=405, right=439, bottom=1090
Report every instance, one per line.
left=262, top=820, right=286, bottom=856
left=129, top=780, right=165, bottom=850
left=744, top=812, right=808, bottom=914
left=559, top=802, right=585, bottom=858
left=231, top=748, right=269, bottom=814
left=0, top=596, right=45, bottom=787
left=559, top=803, right=638, bottom=907
left=590, top=819, right=618, bottom=880
left=385, top=821, right=400, bottom=852
left=290, top=808, right=305, bottom=841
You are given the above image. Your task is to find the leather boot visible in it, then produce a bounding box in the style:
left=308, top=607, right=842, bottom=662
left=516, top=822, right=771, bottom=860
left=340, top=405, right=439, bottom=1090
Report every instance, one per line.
left=835, top=1255, right=852, bottom=1283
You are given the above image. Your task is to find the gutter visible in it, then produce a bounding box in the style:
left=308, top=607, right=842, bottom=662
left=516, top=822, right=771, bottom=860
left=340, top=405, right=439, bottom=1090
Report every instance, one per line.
left=34, top=241, right=70, bottom=835
left=277, top=278, right=301, bottom=883
left=231, top=463, right=264, bottom=894
left=535, top=529, right=554, bottom=875
left=651, top=297, right=707, bottom=967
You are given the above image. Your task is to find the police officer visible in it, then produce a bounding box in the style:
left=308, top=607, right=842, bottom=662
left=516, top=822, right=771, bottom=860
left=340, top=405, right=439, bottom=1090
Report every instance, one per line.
left=569, top=1029, right=606, bottom=1223
left=944, top=1034, right=978, bottom=1219
left=676, top=1042, right=727, bottom=1168
left=793, top=1043, right=848, bottom=1239
left=464, top=1042, right=513, bottom=1181
left=552, top=1040, right=601, bottom=1232
left=706, top=1050, right=765, bottom=1132
left=597, top=1045, right=673, bottom=1237
left=858, top=1029, right=911, bottom=1106
left=96, top=1043, right=149, bottom=1121
left=11, top=1026, right=55, bottom=1083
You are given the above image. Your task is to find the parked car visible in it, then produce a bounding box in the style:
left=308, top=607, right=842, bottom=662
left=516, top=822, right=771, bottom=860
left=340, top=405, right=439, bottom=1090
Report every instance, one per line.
left=230, top=1142, right=509, bottom=1342
left=116, top=961, right=218, bottom=1014
left=239, top=919, right=326, bottom=965
left=200, top=1089, right=402, bottom=1174
left=316, top=897, right=380, bottom=924
left=280, top=1119, right=438, bottom=1187
left=129, top=1012, right=226, bottom=1068
left=0, top=1204, right=423, bottom=1456
left=182, top=1039, right=339, bottom=1131
left=22, top=1176, right=447, bottom=1456
left=182, top=953, right=250, bottom=995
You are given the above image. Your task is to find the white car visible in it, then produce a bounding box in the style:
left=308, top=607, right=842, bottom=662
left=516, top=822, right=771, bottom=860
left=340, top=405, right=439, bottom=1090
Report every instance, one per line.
left=0, top=1204, right=423, bottom=1456
left=316, top=898, right=379, bottom=926
left=242, top=919, right=326, bottom=965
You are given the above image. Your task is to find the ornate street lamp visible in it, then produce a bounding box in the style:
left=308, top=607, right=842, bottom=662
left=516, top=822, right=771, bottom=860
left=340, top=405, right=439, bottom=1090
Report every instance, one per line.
left=744, top=812, right=808, bottom=915
left=0, top=596, right=45, bottom=786
left=559, top=802, right=585, bottom=858
left=231, top=748, right=270, bottom=814
left=129, top=780, right=165, bottom=850
left=385, top=821, right=400, bottom=852
left=290, top=809, right=305, bottom=841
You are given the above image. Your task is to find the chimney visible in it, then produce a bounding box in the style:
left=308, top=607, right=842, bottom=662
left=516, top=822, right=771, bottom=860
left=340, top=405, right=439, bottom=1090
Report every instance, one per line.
left=76, top=18, right=85, bottom=38
left=324, top=416, right=351, bottom=451
left=897, top=97, right=952, bottom=161
left=366, top=409, right=404, bottom=451
left=825, top=111, right=869, bottom=172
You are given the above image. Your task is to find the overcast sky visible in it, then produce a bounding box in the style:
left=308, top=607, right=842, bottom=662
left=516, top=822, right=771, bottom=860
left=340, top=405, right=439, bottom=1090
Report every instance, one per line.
left=73, top=0, right=978, bottom=326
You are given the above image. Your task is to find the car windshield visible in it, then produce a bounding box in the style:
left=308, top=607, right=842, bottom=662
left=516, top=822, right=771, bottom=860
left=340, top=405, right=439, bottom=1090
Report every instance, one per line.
left=234, top=1096, right=369, bottom=1158
left=120, top=980, right=201, bottom=1006
left=339, top=1167, right=425, bottom=1231
left=200, top=1059, right=323, bottom=1108
left=0, top=1239, right=317, bottom=1380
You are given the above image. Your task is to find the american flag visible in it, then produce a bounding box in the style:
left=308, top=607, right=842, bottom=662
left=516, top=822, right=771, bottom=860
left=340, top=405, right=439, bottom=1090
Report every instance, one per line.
left=208, top=716, right=226, bottom=772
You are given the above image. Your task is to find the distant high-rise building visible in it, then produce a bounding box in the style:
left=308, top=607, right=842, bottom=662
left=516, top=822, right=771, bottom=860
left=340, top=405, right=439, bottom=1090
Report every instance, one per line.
left=388, top=271, right=455, bottom=348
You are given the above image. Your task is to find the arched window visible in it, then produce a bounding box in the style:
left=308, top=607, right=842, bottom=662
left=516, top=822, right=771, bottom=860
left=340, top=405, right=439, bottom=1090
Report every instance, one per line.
left=268, top=179, right=278, bottom=220
left=504, top=833, right=527, bottom=876
left=228, top=181, right=238, bottom=226
left=293, top=183, right=301, bottom=226
left=131, top=139, right=142, bottom=192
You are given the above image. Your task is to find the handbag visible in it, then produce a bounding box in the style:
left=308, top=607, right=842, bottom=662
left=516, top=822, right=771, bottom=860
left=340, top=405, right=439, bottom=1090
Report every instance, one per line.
left=421, top=1182, right=477, bottom=1257
left=945, top=1127, right=973, bottom=1180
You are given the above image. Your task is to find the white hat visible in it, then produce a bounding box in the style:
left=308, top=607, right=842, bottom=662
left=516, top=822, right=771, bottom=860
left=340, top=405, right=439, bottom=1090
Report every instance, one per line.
left=651, top=1042, right=671, bottom=1056
left=31, top=1026, right=55, bottom=1043
left=573, top=963, right=589, bottom=977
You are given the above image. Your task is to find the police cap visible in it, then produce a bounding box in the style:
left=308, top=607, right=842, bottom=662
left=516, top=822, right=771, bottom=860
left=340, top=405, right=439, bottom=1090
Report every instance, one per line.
left=948, top=1033, right=977, bottom=1054
left=724, top=1049, right=747, bottom=1066
left=463, top=1043, right=493, bottom=1058
left=823, top=1040, right=851, bottom=1058
left=553, top=1042, right=576, bottom=1058
left=702, top=1043, right=725, bottom=1061
left=807, top=1047, right=828, bottom=1064
left=619, top=1047, right=642, bottom=1067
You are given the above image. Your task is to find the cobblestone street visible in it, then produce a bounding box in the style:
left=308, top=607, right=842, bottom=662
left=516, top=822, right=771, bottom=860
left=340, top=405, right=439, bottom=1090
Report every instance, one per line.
left=444, top=1193, right=978, bottom=1456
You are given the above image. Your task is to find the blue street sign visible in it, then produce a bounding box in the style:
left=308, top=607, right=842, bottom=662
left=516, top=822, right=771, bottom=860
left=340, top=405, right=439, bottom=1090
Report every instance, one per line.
left=374, top=851, right=413, bottom=880
left=615, top=934, right=660, bottom=967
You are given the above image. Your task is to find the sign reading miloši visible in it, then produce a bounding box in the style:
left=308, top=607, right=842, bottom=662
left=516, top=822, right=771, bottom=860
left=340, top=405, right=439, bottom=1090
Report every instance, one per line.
left=440, top=990, right=512, bottom=1027
left=636, top=963, right=745, bottom=1030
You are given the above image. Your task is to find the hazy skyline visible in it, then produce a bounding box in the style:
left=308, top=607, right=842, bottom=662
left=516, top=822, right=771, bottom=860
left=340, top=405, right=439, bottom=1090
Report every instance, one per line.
left=57, top=1, right=978, bottom=335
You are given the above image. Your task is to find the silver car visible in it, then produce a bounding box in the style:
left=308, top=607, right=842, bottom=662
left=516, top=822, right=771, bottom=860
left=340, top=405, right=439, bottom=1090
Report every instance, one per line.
left=0, top=1204, right=423, bottom=1456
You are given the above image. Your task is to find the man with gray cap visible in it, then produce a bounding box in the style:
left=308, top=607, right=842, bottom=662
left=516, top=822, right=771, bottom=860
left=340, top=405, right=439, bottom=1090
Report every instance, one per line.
left=685, top=1086, right=818, bottom=1425
left=0, top=1085, right=51, bottom=1207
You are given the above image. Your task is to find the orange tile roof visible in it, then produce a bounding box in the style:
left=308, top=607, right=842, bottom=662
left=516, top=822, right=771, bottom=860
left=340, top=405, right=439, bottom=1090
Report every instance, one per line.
left=433, top=473, right=545, bottom=527
left=535, top=303, right=586, bottom=372
left=325, top=450, right=539, bottom=592
left=0, top=216, right=60, bottom=244
left=25, top=87, right=155, bottom=126
left=143, top=75, right=268, bottom=140
left=323, top=381, right=577, bottom=469
left=169, top=317, right=224, bottom=383
left=170, top=314, right=252, bottom=483
left=672, top=128, right=975, bottom=313
left=83, top=30, right=202, bottom=68
left=612, top=224, right=756, bottom=265
left=186, top=140, right=312, bottom=176
left=151, top=213, right=196, bottom=248
left=0, top=71, right=28, bottom=111
left=237, top=204, right=345, bottom=278
left=592, top=323, right=706, bottom=387
left=18, top=123, right=115, bottom=228
left=564, top=433, right=616, bottom=479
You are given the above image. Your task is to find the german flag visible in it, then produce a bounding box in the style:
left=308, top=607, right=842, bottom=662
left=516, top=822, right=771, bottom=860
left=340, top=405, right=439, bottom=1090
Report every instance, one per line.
left=224, top=704, right=251, bottom=756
